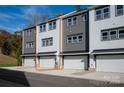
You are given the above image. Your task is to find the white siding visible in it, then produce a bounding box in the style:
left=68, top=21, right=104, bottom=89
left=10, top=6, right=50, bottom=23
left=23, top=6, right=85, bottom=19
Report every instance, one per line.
left=89, top=5, right=124, bottom=69
left=38, top=19, right=60, bottom=53
left=90, top=5, right=124, bottom=52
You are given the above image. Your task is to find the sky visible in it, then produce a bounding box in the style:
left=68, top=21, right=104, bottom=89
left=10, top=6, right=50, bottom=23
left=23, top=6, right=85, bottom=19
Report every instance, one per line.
left=0, top=5, right=91, bottom=33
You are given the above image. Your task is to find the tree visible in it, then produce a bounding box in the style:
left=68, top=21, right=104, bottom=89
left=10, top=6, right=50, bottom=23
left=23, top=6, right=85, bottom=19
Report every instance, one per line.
left=1, top=41, right=12, bottom=55
left=11, top=35, right=22, bottom=66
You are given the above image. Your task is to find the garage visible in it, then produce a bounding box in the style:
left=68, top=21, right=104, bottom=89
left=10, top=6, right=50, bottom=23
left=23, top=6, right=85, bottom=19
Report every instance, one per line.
left=23, top=57, right=35, bottom=67
left=64, top=56, right=88, bottom=69
left=40, top=56, right=55, bottom=68
left=96, top=55, right=124, bottom=73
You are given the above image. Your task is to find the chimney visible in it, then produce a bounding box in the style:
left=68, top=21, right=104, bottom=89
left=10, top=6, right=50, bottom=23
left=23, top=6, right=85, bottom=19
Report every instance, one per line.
left=42, top=16, right=47, bottom=22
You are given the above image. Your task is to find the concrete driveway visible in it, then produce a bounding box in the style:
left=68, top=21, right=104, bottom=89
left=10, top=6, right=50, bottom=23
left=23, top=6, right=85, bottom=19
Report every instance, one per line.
left=2, top=66, right=124, bottom=84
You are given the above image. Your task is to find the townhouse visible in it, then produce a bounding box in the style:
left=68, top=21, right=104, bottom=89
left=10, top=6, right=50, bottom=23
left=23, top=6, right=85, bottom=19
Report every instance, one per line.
left=89, top=5, right=124, bottom=73
left=37, top=17, right=61, bottom=69
left=60, top=9, right=89, bottom=70
left=22, top=25, right=36, bottom=67
left=21, top=5, right=124, bottom=73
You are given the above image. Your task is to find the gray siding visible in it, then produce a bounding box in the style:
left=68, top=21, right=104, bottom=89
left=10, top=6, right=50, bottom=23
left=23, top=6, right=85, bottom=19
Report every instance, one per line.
left=62, top=11, right=89, bottom=53
left=23, top=27, right=36, bottom=54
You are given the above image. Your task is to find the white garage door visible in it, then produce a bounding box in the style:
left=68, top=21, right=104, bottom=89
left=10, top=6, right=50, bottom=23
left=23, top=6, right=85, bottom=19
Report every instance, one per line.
left=24, top=57, right=35, bottom=67
left=96, top=55, right=124, bottom=73
left=64, top=56, right=87, bottom=69
left=40, top=56, right=55, bottom=68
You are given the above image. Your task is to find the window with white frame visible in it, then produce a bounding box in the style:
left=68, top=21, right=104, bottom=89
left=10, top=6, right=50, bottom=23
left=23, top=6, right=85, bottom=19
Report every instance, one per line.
left=25, top=28, right=35, bottom=36
left=101, top=31, right=109, bottom=41
left=26, top=41, right=34, bottom=48
left=116, top=5, right=124, bottom=16
left=48, top=21, right=56, bottom=30
left=82, top=13, right=87, bottom=21
left=118, top=29, right=124, bottom=39
left=42, top=37, right=53, bottom=47
left=95, top=6, right=110, bottom=20
left=67, top=33, right=83, bottom=44
left=101, top=27, right=124, bottom=41
left=67, top=16, right=77, bottom=26
left=109, top=30, right=117, bottom=40
left=40, top=24, right=46, bottom=32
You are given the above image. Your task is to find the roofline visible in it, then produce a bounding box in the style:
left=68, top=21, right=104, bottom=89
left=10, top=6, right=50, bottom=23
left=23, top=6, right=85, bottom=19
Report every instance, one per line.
left=62, top=9, right=88, bottom=19
left=88, top=5, right=106, bottom=10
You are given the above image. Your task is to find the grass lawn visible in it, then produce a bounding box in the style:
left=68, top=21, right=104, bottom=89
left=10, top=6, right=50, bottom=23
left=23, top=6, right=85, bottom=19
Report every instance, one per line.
left=0, top=54, right=18, bottom=67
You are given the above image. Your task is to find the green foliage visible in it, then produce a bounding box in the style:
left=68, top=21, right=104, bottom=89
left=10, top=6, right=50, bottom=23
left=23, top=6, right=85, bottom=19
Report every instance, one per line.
left=1, top=41, right=12, bottom=55
left=0, top=33, right=22, bottom=66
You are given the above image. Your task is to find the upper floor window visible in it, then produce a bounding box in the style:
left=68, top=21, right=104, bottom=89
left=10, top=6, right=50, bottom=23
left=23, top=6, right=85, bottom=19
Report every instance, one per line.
left=95, top=6, right=110, bottom=21
left=25, top=28, right=35, bottom=36
left=67, top=33, right=83, bottom=44
left=67, top=16, right=77, bottom=26
left=26, top=41, right=34, bottom=48
left=116, top=5, right=124, bottom=16
left=49, top=21, right=56, bottom=30
left=101, top=27, right=124, bottom=41
left=82, top=13, right=87, bottom=21
left=40, top=24, right=46, bottom=32
left=42, top=37, right=53, bottom=47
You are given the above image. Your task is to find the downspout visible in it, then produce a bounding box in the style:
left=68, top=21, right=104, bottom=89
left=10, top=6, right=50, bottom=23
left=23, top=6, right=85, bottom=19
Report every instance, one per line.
left=59, top=15, right=64, bottom=70
left=34, top=15, right=39, bottom=70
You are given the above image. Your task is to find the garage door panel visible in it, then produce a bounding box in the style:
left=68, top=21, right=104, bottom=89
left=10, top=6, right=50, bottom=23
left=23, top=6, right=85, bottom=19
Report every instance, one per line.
left=40, top=56, right=55, bottom=68
left=64, top=56, right=87, bottom=69
left=96, top=55, right=124, bottom=73
left=24, top=57, right=35, bottom=67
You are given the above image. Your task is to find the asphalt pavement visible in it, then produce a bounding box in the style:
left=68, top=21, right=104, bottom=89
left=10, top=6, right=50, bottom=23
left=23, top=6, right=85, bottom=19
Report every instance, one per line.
left=0, top=68, right=124, bottom=87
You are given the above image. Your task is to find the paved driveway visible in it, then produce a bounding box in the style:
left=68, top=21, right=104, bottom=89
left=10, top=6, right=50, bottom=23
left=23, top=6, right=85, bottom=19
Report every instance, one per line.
left=2, top=66, right=124, bottom=85
left=0, top=68, right=124, bottom=87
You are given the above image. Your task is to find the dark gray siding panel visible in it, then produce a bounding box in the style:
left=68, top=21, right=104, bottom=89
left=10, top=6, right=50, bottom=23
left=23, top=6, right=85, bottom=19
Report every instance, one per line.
left=62, top=11, right=89, bottom=52
left=23, top=27, right=36, bottom=54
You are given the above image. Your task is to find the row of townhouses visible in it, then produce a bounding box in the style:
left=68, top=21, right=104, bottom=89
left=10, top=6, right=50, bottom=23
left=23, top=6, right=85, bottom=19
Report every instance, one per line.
left=21, top=5, right=124, bottom=73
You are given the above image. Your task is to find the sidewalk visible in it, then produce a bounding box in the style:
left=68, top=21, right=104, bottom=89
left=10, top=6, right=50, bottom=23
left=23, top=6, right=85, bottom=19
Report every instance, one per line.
left=2, top=66, right=124, bottom=84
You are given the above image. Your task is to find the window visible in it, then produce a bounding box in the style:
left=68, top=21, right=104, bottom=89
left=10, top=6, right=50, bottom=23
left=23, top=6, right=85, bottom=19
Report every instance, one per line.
left=73, top=17, right=77, bottom=25
left=67, top=16, right=77, bottom=26
left=49, top=21, right=56, bottom=30
left=67, top=33, right=83, bottom=44
left=101, top=31, right=109, bottom=41
left=116, top=5, right=124, bottom=16
left=95, top=6, right=110, bottom=20
left=67, top=18, right=72, bottom=26
left=40, top=24, right=46, bottom=32
left=103, top=7, right=110, bottom=19
left=26, top=41, right=34, bottom=48
left=67, top=37, right=72, bottom=44
left=82, top=14, right=87, bottom=21
left=101, top=27, right=124, bottom=41
left=72, top=36, right=77, bottom=43
left=78, top=35, right=83, bottom=42
left=119, top=29, right=124, bottom=39
left=96, top=9, right=102, bottom=20
left=25, top=28, right=35, bottom=36
left=42, top=37, right=53, bottom=47
left=109, top=30, right=117, bottom=40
